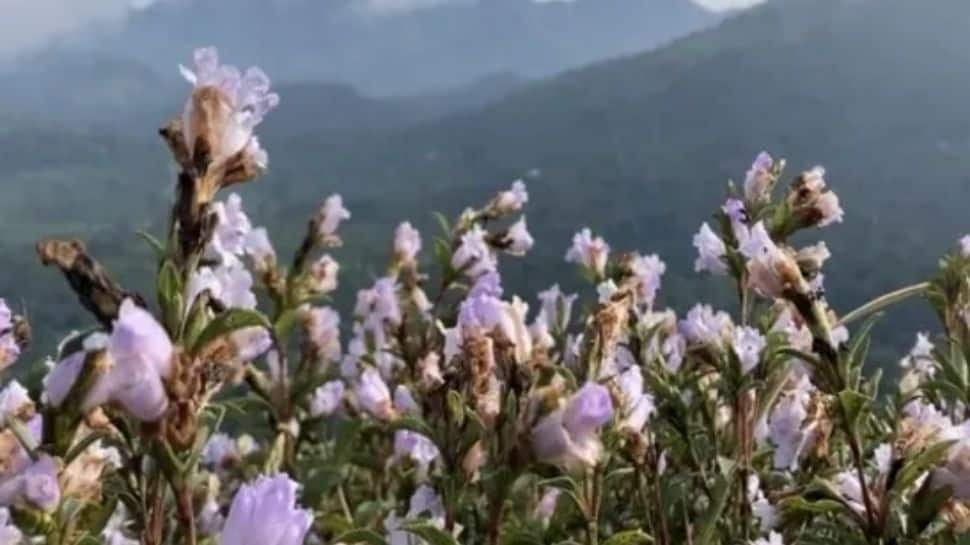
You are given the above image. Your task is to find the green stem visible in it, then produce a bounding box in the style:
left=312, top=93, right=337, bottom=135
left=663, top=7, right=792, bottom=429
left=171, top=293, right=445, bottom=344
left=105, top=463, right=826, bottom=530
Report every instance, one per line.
left=837, top=282, right=930, bottom=327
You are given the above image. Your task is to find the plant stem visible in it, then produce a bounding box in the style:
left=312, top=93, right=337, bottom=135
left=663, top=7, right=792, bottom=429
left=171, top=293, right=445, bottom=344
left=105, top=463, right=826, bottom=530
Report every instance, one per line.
left=837, top=282, right=930, bottom=327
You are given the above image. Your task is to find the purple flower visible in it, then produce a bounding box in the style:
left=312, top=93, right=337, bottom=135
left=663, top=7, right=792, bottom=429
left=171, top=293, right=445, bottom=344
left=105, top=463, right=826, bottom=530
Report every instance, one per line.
left=180, top=47, right=279, bottom=169
left=533, top=383, right=614, bottom=468
left=493, top=179, right=529, bottom=214
left=732, top=326, right=766, bottom=375
left=394, top=222, right=422, bottom=264
left=629, top=253, right=666, bottom=308
left=616, top=367, right=655, bottom=432
left=743, top=152, right=774, bottom=204
left=309, top=381, right=345, bottom=418
left=501, top=216, right=534, bottom=256
left=564, top=383, right=614, bottom=437
left=230, top=326, right=273, bottom=364
left=219, top=475, right=311, bottom=545
left=206, top=194, right=253, bottom=262
left=393, top=385, right=420, bottom=416
left=393, top=430, right=440, bottom=473
left=0, top=508, right=21, bottom=544
left=245, top=227, right=277, bottom=272
left=451, top=225, right=496, bottom=278
left=356, top=368, right=393, bottom=420
left=304, top=307, right=342, bottom=366
left=693, top=223, right=727, bottom=275
left=537, top=284, right=577, bottom=333
left=0, top=455, right=60, bottom=512
left=565, top=228, right=609, bottom=277
left=679, top=304, right=732, bottom=348
left=315, top=194, right=351, bottom=242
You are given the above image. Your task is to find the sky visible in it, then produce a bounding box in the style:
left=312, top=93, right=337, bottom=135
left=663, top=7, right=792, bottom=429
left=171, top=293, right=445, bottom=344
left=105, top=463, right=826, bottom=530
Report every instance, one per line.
left=0, top=0, right=765, bottom=61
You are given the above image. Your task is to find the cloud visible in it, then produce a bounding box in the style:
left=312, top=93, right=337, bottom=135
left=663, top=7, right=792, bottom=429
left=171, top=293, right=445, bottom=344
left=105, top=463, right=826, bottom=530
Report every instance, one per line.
left=0, top=0, right=146, bottom=60
left=358, top=0, right=473, bottom=15
left=690, top=0, right=765, bottom=10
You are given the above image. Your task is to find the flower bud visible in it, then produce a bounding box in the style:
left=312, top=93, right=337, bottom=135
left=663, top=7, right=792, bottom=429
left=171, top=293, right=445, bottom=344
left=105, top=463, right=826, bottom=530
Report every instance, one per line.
left=393, top=222, right=422, bottom=265
left=565, top=228, right=609, bottom=278
left=743, top=152, right=776, bottom=205
left=491, top=179, right=528, bottom=215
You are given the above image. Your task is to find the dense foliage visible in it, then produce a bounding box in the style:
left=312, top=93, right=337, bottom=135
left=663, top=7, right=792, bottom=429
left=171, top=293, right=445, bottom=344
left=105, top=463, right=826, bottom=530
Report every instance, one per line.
left=0, top=45, right=969, bottom=545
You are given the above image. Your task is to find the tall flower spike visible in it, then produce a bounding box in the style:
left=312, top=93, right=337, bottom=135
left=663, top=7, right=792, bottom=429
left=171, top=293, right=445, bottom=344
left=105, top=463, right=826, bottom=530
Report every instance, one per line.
left=180, top=47, right=279, bottom=181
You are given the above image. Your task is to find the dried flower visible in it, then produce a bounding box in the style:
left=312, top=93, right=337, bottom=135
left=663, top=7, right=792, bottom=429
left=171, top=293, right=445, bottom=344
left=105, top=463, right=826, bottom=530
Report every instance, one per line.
left=787, top=166, right=844, bottom=228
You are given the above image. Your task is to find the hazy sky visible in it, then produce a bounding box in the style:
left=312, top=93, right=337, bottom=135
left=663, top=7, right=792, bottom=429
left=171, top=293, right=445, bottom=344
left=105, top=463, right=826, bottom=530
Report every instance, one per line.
left=0, top=0, right=765, bottom=61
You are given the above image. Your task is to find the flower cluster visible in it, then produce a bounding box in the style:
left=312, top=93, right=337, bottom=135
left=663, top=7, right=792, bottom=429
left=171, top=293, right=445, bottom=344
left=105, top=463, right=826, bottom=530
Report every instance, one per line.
left=1, top=49, right=969, bottom=545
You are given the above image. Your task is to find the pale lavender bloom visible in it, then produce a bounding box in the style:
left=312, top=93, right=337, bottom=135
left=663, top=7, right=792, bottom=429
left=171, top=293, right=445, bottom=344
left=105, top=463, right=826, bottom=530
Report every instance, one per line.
left=441, top=327, right=462, bottom=364
left=308, top=254, right=339, bottom=295
left=899, top=332, right=936, bottom=379
left=393, top=385, right=421, bottom=416
left=835, top=470, right=866, bottom=515
left=44, top=350, right=86, bottom=408
left=532, top=383, right=614, bottom=468
left=722, top=198, right=747, bottom=224
left=744, top=152, right=774, bottom=204
left=230, top=326, right=273, bottom=363
left=451, top=224, right=496, bottom=278
left=0, top=301, right=10, bottom=331
left=494, top=179, right=529, bottom=214
left=180, top=47, right=279, bottom=166
left=0, top=508, right=22, bottom=544
left=739, top=221, right=775, bottom=259
left=874, top=443, right=892, bottom=475
left=188, top=263, right=257, bottom=310
left=805, top=167, right=843, bottom=227
left=394, top=222, right=422, bottom=264
left=679, top=304, right=732, bottom=347
left=596, top=280, right=618, bottom=304
left=750, top=531, right=784, bottom=545
left=0, top=299, right=19, bottom=370
left=960, top=235, right=970, bottom=258
left=537, top=284, right=577, bottom=333
left=309, top=380, right=345, bottom=417
left=206, top=194, right=253, bottom=262
left=565, top=228, right=609, bottom=277
left=393, top=430, right=440, bottom=473
left=315, top=194, right=351, bottom=240
left=933, top=436, right=970, bottom=500
left=502, top=216, right=534, bottom=256
left=0, top=455, right=60, bottom=512
left=693, top=223, right=727, bottom=275
left=629, top=253, right=666, bottom=308
left=0, top=380, right=32, bottom=418
left=199, top=497, right=225, bottom=537
left=219, top=475, right=311, bottom=545
left=742, top=222, right=800, bottom=300
left=616, top=366, right=655, bottom=432
left=356, top=368, right=394, bottom=420
left=768, top=376, right=817, bottom=471
left=469, top=271, right=503, bottom=299
left=534, top=488, right=561, bottom=523
left=245, top=227, right=276, bottom=272
left=304, top=307, right=342, bottom=364
left=355, top=278, right=402, bottom=336
left=384, top=485, right=448, bottom=545
left=662, top=333, right=686, bottom=373
left=202, top=433, right=242, bottom=468
left=530, top=313, right=555, bottom=352
left=733, top=326, right=766, bottom=375
left=746, top=475, right=778, bottom=531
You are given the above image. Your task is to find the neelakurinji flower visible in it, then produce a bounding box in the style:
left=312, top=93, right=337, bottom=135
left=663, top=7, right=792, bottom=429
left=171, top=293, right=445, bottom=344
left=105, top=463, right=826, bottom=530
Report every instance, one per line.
left=245, top=226, right=277, bottom=273
left=188, top=262, right=258, bottom=311
left=0, top=454, right=60, bottom=512
left=0, top=300, right=21, bottom=370
left=309, top=380, right=345, bottom=417
left=732, top=326, right=766, bottom=375
left=180, top=47, right=278, bottom=174
left=303, top=306, right=342, bottom=366
left=767, top=375, right=819, bottom=471
left=452, top=224, right=496, bottom=278
left=537, top=284, right=577, bottom=334
left=960, top=234, right=970, bottom=258
left=750, top=531, right=785, bottom=545
left=615, top=366, right=656, bottom=432
left=307, top=254, right=339, bottom=295
left=393, top=430, right=440, bottom=474
left=206, top=193, right=253, bottom=262
left=679, top=304, right=732, bottom=348
left=492, top=179, right=529, bottom=214
left=393, top=222, right=422, bottom=265
left=314, top=194, right=351, bottom=244
left=693, top=222, right=728, bottom=275
left=565, top=228, right=610, bottom=277
left=45, top=299, right=174, bottom=421
left=355, top=368, right=394, bottom=420
left=741, top=222, right=806, bottom=300
left=0, top=508, right=21, bottom=544
left=532, top=382, right=614, bottom=468
left=787, top=166, right=844, bottom=228
left=218, top=475, right=311, bottom=545
left=499, top=216, right=535, bottom=256
left=899, top=332, right=937, bottom=390
left=744, top=151, right=775, bottom=205
left=627, top=252, right=666, bottom=309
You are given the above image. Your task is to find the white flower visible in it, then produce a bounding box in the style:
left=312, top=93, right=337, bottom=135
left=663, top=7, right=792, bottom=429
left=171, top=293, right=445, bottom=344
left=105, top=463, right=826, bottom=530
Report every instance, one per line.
left=315, top=194, right=351, bottom=241
left=537, top=285, right=577, bottom=334
left=309, top=381, right=345, bottom=417
left=502, top=216, right=534, bottom=256
left=732, top=326, right=766, bottom=375
left=394, top=222, right=422, bottom=264
left=451, top=224, right=496, bottom=278
left=203, top=433, right=244, bottom=468
left=746, top=475, right=778, bottom=531
left=662, top=333, right=686, bottom=373
left=874, top=443, right=893, bottom=475
left=180, top=47, right=279, bottom=169
left=693, top=223, right=727, bottom=275
left=679, top=304, right=732, bottom=348
left=960, top=235, right=970, bottom=258
left=0, top=381, right=33, bottom=420
left=835, top=470, right=866, bottom=515
left=899, top=332, right=936, bottom=379
left=188, top=262, right=257, bottom=310
left=355, top=278, right=402, bottom=339
left=494, top=179, right=529, bottom=214
left=743, top=222, right=803, bottom=300
left=244, top=227, right=276, bottom=272
left=768, top=376, right=818, bottom=471
left=565, top=228, right=609, bottom=276
left=629, top=253, right=666, bottom=308
left=596, top=280, right=618, bottom=303
left=750, top=531, right=784, bottom=545
left=230, top=326, right=273, bottom=363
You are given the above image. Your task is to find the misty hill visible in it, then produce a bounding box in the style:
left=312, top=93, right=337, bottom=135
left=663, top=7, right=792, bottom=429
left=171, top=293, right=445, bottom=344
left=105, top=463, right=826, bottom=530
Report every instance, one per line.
left=61, top=0, right=716, bottom=95
left=6, top=0, right=970, bottom=368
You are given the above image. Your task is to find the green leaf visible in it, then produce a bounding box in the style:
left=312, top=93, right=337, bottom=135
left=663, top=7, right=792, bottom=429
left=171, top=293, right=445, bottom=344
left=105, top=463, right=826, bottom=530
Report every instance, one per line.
left=602, top=529, right=654, bottom=545
left=402, top=521, right=459, bottom=545
left=433, top=212, right=452, bottom=237
left=189, top=308, right=272, bottom=355
left=446, top=389, right=466, bottom=427
left=334, top=528, right=389, bottom=545
left=389, top=415, right=434, bottom=437
left=694, top=464, right=736, bottom=545
left=157, top=259, right=183, bottom=334
left=838, top=389, right=870, bottom=430
left=780, top=496, right=845, bottom=516
left=894, top=440, right=956, bottom=494
left=137, top=229, right=167, bottom=259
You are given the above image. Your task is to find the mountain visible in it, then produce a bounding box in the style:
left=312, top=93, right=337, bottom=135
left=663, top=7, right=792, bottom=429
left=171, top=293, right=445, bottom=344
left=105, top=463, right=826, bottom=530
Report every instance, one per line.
left=6, top=0, right=970, bottom=368
left=56, top=0, right=716, bottom=95
left=245, top=0, right=970, bottom=361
